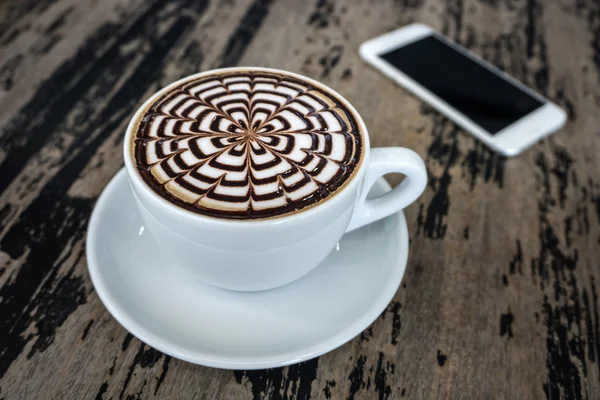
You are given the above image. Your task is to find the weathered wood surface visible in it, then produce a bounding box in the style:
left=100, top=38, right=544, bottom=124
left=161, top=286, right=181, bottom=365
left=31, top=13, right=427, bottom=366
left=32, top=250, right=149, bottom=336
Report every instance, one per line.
left=0, top=0, right=599, bottom=399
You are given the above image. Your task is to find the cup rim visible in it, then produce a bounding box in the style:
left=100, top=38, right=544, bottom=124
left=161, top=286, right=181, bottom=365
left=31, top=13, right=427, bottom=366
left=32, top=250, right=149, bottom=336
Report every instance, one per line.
left=123, top=66, right=371, bottom=226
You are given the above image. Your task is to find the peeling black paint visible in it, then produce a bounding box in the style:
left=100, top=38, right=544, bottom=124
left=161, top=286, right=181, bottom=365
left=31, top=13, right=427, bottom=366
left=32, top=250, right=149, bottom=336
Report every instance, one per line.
left=122, top=333, right=135, bottom=352
left=415, top=203, right=425, bottom=236
left=509, top=240, right=523, bottom=275
left=589, top=280, right=600, bottom=375
left=323, top=379, right=336, bottom=399
left=341, top=68, right=352, bottom=80
left=374, top=353, right=393, bottom=400
left=543, top=295, right=583, bottom=399
left=307, top=0, right=338, bottom=29
left=318, top=45, right=343, bottom=78
left=348, top=355, right=367, bottom=399
left=380, top=301, right=402, bottom=346
left=30, top=31, right=61, bottom=55
left=154, top=356, right=171, bottom=395
left=461, top=142, right=505, bottom=190
left=215, top=0, right=274, bottom=67
left=0, top=53, right=23, bottom=91
left=393, top=0, right=425, bottom=14
left=554, top=88, right=576, bottom=120
left=573, top=0, right=600, bottom=83
left=120, top=343, right=167, bottom=399
left=95, top=382, right=108, bottom=400
left=1, top=22, right=31, bottom=46
left=0, top=1, right=53, bottom=40
left=81, top=319, right=94, bottom=340
left=109, top=356, right=118, bottom=376
left=43, top=6, right=73, bottom=35
left=422, top=120, right=459, bottom=239
left=0, top=0, right=208, bottom=382
left=0, top=0, right=182, bottom=194
left=436, top=350, right=447, bottom=366
left=500, top=309, right=514, bottom=339
left=360, top=326, right=374, bottom=342
left=234, top=358, right=318, bottom=400
left=27, top=258, right=87, bottom=358
left=535, top=140, right=598, bottom=398
left=178, top=40, right=204, bottom=77
left=550, top=145, right=574, bottom=208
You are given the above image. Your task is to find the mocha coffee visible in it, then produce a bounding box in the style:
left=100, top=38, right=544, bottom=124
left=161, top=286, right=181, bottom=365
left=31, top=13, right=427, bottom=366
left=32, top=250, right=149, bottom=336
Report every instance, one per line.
left=131, top=69, right=364, bottom=219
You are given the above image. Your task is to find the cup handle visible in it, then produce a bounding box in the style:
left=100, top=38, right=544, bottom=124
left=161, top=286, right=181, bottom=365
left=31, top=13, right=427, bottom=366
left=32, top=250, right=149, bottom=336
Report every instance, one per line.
left=346, top=147, right=427, bottom=232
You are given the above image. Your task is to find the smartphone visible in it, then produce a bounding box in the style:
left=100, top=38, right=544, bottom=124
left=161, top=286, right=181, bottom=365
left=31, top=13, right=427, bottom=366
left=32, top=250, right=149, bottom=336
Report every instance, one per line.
left=359, top=24, right=566, bottom=156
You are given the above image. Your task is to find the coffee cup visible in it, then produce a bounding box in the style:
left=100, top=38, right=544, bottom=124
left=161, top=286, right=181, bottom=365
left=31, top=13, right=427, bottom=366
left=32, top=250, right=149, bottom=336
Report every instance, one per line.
left=123, top=67, right=427, bottom=291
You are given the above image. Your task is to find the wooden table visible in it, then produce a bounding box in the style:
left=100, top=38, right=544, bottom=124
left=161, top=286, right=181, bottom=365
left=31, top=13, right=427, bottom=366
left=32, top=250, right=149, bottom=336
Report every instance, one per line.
left=1, top=0, right=598, bottom=398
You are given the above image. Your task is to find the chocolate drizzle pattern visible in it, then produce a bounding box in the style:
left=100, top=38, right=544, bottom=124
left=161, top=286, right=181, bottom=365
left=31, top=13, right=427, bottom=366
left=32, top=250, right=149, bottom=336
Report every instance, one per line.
left=132, top=71, right=364, bottom=219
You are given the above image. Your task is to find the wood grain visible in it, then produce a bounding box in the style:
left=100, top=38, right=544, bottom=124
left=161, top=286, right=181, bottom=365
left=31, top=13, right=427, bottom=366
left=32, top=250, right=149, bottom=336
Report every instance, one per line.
left=1, top=0, right=599, bottom=399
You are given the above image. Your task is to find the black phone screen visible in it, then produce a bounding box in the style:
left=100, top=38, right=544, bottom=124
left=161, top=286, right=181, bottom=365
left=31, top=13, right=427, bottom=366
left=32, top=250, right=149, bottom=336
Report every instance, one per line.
left=379, top=34, right=544, bottom=134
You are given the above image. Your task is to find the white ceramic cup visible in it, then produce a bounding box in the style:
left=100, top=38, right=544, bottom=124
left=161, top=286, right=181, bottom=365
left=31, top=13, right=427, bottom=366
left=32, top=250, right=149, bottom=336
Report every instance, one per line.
left=123, top=67, right=427, bottom=291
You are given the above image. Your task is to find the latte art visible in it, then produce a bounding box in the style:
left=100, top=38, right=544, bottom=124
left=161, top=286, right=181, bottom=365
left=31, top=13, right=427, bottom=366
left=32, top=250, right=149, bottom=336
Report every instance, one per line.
left=132, top=70, right=364, bottom=219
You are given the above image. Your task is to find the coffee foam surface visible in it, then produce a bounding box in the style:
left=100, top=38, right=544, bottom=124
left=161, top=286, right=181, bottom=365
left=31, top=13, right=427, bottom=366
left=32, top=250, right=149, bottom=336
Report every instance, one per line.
left=132, top=70, right=364, bottom=219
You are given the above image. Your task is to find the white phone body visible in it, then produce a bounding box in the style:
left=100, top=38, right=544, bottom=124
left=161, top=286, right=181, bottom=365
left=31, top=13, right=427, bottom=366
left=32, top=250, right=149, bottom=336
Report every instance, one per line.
left=359, top=24, right=567, bottom=157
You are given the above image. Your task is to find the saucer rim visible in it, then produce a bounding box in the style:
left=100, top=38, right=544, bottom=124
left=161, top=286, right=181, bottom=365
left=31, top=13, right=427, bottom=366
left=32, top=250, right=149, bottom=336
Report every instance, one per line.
left=86, top=168, right=408, bottom=370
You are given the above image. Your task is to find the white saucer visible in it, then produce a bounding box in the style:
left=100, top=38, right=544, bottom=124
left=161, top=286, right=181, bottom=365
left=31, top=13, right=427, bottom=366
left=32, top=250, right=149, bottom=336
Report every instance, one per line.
left=86, top=169, right=409, bottom=370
